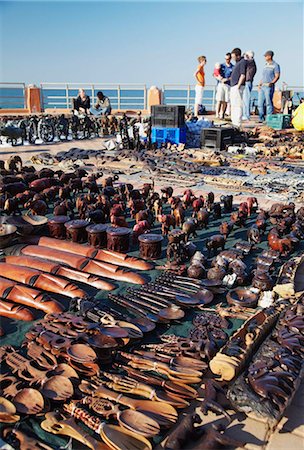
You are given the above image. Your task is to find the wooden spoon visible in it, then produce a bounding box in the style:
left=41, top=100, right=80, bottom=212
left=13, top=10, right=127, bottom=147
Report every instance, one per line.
left=41, top=412, right=108, bottom=450
left=117, top=409, right=160, bottom=437
left=118, top=365, right=198, bottom=399
left=13, top=388, right=44, bottom=415
left=80, top=382, right=178, bottom=427
left=0, top=397, right=20, bottom=423
left=116, top=321, right=143, bottom=339
left=41, top=375, right=74, bottom=401
left=100, top=423, right=152, bottom=450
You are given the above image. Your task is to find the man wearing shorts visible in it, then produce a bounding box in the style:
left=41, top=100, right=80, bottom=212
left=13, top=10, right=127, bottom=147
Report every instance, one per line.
left=194, top=55, right=207, bottom=116
left=215, top=53, right=233, bottom=119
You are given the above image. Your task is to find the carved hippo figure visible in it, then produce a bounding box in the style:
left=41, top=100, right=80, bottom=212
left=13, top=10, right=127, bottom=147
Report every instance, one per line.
left=182, top=219, right=198, bottom=242
left=196, top=208, right=209, bottom=229
left=206, top=235, right=225, bottom=257
left=158, top=214, right=176, bottom=235
left=0, top=182, right=27, bottom=196
left=247, top=225, right=261, bottom=244
left=30, top=177, right=57, bottom=193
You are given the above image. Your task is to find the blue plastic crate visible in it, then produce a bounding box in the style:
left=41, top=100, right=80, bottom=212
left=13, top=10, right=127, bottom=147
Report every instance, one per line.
left=266, top=114, right=291, bottom=130
left=151, top=127, right=187, bottom=146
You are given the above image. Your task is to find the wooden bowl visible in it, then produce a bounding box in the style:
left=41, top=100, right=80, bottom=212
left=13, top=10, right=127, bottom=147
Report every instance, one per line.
left=0, top=224, right=17, bottom=248
left=158, top=306, right=185, bottom=321
left=227, top=287, right=259, bottom=308
left=22, top=214, right=48, bottom=233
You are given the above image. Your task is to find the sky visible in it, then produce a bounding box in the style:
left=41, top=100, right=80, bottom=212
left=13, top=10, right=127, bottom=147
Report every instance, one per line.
left=0, top=0, right=303, bottom=88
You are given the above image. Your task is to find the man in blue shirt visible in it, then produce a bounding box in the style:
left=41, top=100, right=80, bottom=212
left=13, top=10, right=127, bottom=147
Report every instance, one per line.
left=214, top=53, right=233, bottom=119
left=258, top=50, right=280, bottom=122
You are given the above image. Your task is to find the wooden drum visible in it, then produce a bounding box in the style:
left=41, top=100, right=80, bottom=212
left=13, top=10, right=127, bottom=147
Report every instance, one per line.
left=48, top=215, right=70, bottom=239
left=106, top=227, right=131, bottom=253
left=138, top=234, right=163, bottom=260
left=86, top=224, right=108, bottom=248
left=65, top=220, right=89, bottom=243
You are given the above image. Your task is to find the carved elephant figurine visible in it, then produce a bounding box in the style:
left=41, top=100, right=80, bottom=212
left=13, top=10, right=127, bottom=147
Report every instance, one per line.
left=206, top=235, right=225, bottom=257
left=182, top=219, right=198, bottom=242
left=196, top=209, right=209, bottom=229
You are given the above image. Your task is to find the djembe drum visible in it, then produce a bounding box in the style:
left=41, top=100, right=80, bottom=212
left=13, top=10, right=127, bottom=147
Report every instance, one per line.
left=138, top=234, right=163, bottom=260
left=65, top=220, right=89, bottom=243
left=48, top=216, right=69, bottom=239
left=86, top=224, right=108, bottom=248
left=106, top=227, right=131, bottom=253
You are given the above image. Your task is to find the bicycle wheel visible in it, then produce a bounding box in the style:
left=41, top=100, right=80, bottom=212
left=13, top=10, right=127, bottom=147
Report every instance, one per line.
left=38, top=119, right=55, bottom=142
left=28, top=120, right=38, bottom=144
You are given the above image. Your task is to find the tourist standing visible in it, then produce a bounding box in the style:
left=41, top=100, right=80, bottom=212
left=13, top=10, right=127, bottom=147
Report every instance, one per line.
left=194, top=56, right=207, bottom=116
left=214, top=53, right=233, bottom=119
left=258, top=50, right=280, bottom=122
left=230, top=48, right=247, bottom=127
left=242, top=51, right=257, bottom=121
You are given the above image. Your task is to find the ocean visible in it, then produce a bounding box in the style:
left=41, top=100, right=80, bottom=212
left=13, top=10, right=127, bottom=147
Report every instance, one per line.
left=0, top=86, right=303, bottom=111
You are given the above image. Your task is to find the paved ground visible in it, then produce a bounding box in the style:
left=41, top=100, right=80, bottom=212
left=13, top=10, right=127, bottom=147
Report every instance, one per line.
left=189, top=377, right=304, bottom=450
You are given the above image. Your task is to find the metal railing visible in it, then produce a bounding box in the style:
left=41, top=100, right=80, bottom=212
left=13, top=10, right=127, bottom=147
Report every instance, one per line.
left=0, top=82, right=26, bottom=109
left=40, top=83, right=147, bottom=110
left=287, top=86, right=304, bottom=105
left=0, top=82, right=303, bottom=113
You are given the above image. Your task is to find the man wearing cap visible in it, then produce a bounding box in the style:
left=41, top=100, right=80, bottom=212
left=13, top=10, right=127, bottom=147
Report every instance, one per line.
left=242, top=51, right=257, bottom=121
left=258, top=51, right=280, bottom=122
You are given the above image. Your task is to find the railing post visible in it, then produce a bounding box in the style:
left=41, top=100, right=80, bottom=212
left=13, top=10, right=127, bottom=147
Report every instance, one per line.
left=117, top=85, right=121, bottom=109
left=143, top=85, right=147, bottom=110
left=212, top=86, right=216, bottom=112
left=92, top=85, right=95, bottom=107
left=66, top=84, right=69, bottom=109
left=187, top=85, right=190, bottom=108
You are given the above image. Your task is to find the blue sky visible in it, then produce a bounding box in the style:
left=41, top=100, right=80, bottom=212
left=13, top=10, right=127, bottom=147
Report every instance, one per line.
left=0, top=1, right=303, bottom=87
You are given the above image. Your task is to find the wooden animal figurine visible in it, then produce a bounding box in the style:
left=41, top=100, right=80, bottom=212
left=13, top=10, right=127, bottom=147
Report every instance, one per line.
left=173, top=204, right=185, bottom=227
left=158, top=214, right=176, bottom=235
left=206, top=235, right=225, bottom=257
